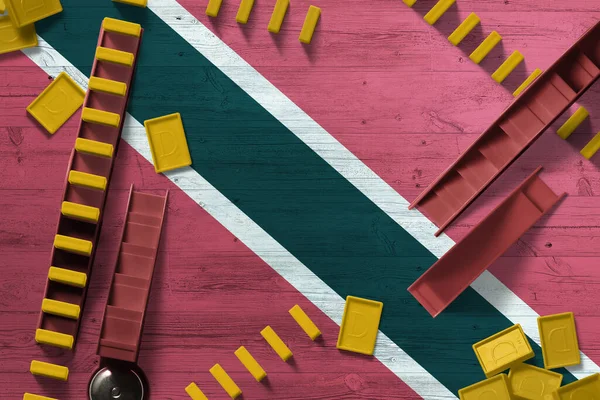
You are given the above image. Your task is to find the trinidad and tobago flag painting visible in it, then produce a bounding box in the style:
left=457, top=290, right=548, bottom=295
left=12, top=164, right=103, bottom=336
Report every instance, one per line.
left=0, top=0, right=599, bottom=399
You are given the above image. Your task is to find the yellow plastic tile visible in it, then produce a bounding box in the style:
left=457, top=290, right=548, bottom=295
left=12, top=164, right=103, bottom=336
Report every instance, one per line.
left=185, top=382, right=208, bottom=400
left=261, top=326, right=293, bottom=361
left=299, top=6, right=320, bottom=44
left=61, top=200, right=100, bottom=223
left=473, top=324, right=534, bottom=377
left=0, top=15, right=38, bottom=55
left=30, top=360, right=69, bottom=381
left=96, top=46, right=135, bottom=66
left=423, top=0, right=455, bottom=25
left=513, top=68, right=543, bottom=97
left=508, top=363, right=562, bottom=400
left=209, top=364, right=242, bottom=399
left=26, top=72, right=85, bottom=135
left=289, top=304, right=321, bottom=340
left=54, top=234, right=93, bottom=257
left=4, top=0, right=62, bottom=28
left=538, top=312, right=580, bottom=369
left=206, top=0, right=222, bottom=17
left=458, top=374, right=511, bottom=400
left=492, top=50, right=524, bottom=83
left=268, top=0, right=289, bottom=33
left=402, top=0, right=417, bottom=7
left=112, top=0, right=147, bottom=8
left=336, top=296, right=383, bottom=355
left=144, top=113, right=192, bottom=173
left=235, top=346, right=267, bottom=382
left=554, top=373, right=600, bottom=400
left=89, top=76, right=127, bottom=96
left=581, top=131, right=600, bottom=160
left=68, top=170, right=107, bottom=191
left=42, top=299, right=81, bottom=319
left=35, top=328, right=74, bottom=349
left=82, top=107, right=121, bottom=128
left=0, top=0, right=5, bottom=13
left=24, top=394, right=58, bottom=400
left=102, top=17, right=142, bottom=36
left=469, top=31, right=502, bottom=64
left=557, top=106, right=589, bottom=140
left=74, top=137, right=114, bottom=159
left=236, top=0, right=254, bottom=24
left=448, top=13, right=480, bottom=46
left=48, top=266, right=87, bottom=288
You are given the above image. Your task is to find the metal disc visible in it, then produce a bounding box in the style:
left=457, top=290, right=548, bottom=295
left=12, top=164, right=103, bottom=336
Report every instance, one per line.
left=89, top=364, right=146, bottom=400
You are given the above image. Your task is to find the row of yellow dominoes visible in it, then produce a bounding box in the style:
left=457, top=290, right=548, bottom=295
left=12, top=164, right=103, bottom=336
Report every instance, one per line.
left=459, top=313, right=600, bottom=399
left=185, top=304, right=321, bottom=400
left=403, top=1, right=541, bottom=95
left=555, top=106, right=600, bottom=159
left=206, top=0, right=321, bottom=44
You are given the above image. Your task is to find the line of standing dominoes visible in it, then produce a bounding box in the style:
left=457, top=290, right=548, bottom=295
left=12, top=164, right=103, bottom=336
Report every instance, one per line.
left=185, top=304, right=321, bottom=400
left=205, top=0, right=321, bottom=44
left=402, top=0, right=544, bottom=95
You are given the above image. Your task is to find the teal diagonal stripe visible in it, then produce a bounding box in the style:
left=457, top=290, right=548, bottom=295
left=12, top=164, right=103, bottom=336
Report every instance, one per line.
left=36, top=1, right=576, bottom=393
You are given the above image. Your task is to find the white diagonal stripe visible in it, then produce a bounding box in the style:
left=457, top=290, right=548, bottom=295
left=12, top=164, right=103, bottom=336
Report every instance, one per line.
left=147, top=0, right=600, bottom=379
left=23, top=37, right=455, bottom=399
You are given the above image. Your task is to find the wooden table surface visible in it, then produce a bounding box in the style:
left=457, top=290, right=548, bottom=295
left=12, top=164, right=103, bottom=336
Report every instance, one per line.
left=1, top=0, right=599, bottom=399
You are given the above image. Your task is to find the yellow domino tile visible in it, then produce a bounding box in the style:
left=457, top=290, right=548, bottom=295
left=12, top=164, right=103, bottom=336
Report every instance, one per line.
left=30, top=360, right=69, bottom=381
left=513, top=68, right=543, bottom=97
left=261, top=326, right=293, bottom=361
left=236, top=0, right=254, bottom=24
left=492, top=50, right=524, bottom=83
left=210, top=364, right=242, bottom=399
left=26, top=72, right=85, bottom=135
left=61, top=201, right=100, bottom=223
left=54, top=234, right=93, bottom=257
left=473, top=324, right=534, bottom=377
left=0, top=15, right=37, bottom=55
left=4, top=0, right=62, bottom=28
left=35, top=328, right=74, bottom=349
left=402, top=0, right=417, bottom=7
left=206, top=0, right=222, bottom=17
left=112, top=0, right=148, bottom=8
left=0, top=0, right=5, bottom=13
left=469, top=31, right=502, bottom=64
left=268, top=0, right=289, bottom=33
left=336, top=296, right=383, bottom=355
left=538, top=312, right=580, bottom=369
left=448, top=13, right=480, bottom=46
left=75, top=138, right=114, bottom=159
left=89, top=76, right=127, bottom=97
left=96, top=46, right=135, bottom=67
left=423, top=0, right=455, bottom=25
left=48, top=266, right=87, bottom=288
left=289, top=304, right=321, bottom=340
left=185, top=382, right=208, bottom=400
left=235, top=346, right=266, bottom=381
left=144, top=113, right=192, bottom=173
left=68, top=170, right=107, bottom=191
left=580, top=131, right=600, bottom=160
left=102, top=17, right=142, bottom=36
left=24, top=394, right=58, bottom=400
left=557, top=106, right=589, bottom=140
left=82, top=107, right=121, bottom=128
left=508, top=363, right=562, bottom=400
left=459, top=374, right=511, bottom=400
left=299, top=6, right=321, bottom=44
left=554, top=373, right=600, bottom=400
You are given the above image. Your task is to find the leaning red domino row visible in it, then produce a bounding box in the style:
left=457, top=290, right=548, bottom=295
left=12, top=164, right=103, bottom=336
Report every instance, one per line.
left=97, top=185, right=168, bottom=363
left=409, top=21, right=599, bottom=236
left=35, top=18, right=143, bottom=350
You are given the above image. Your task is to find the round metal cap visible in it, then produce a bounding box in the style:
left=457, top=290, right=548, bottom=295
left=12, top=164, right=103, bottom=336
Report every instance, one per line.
left=89, top=364, right=146, bottom=400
